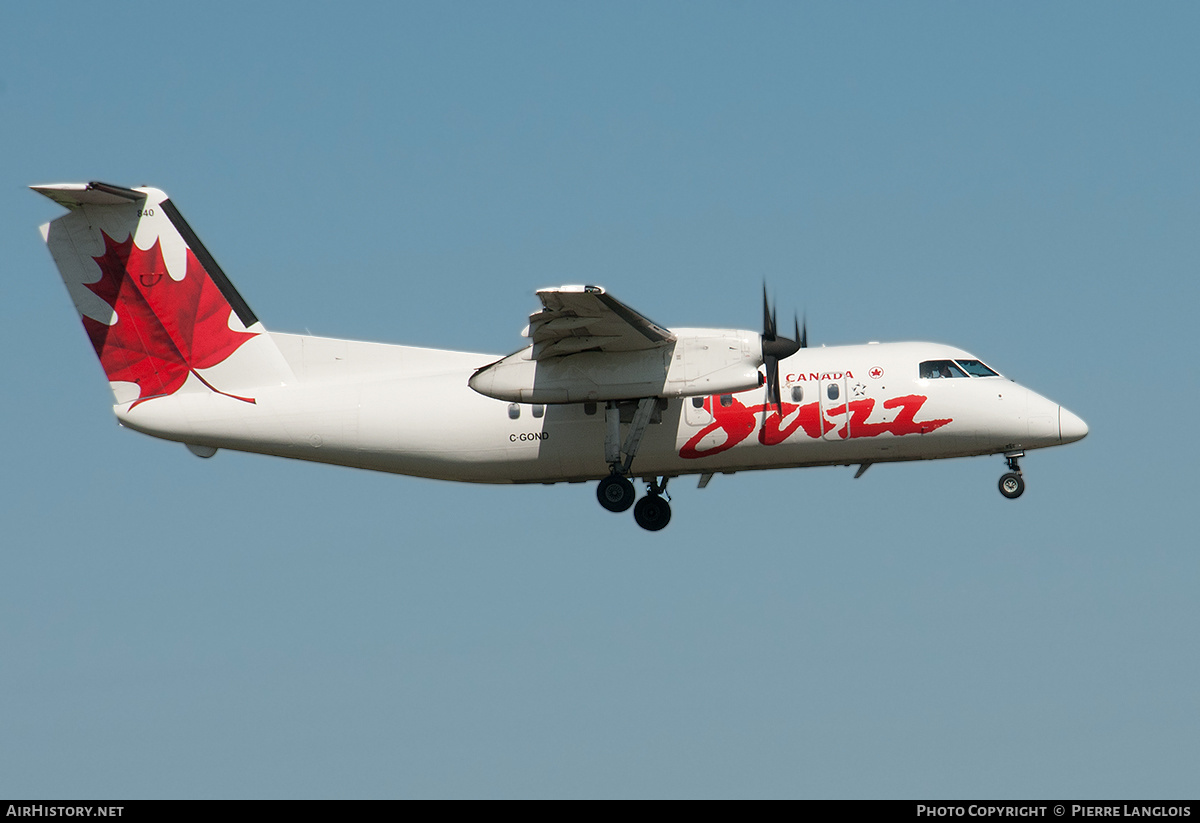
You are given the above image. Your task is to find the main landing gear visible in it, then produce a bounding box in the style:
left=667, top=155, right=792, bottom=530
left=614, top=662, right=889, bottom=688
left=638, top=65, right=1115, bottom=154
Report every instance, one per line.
left=595, top=398, right=673, bottom=530
left=999, top=451, right=1026, bottom=499
left=597, top=474, right=636, bottom=512
left=597, top=474, right=672, bottom=530
left=633, top=478, right=671, bottom=531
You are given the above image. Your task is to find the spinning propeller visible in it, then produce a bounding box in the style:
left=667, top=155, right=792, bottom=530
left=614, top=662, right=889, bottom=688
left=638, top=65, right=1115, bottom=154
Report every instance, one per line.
left=761, top=285, right=805, bottom=412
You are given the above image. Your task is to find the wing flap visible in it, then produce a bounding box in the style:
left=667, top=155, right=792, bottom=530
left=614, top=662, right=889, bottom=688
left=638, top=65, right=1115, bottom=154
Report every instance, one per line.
left=529, top=286, right=674, bottom=360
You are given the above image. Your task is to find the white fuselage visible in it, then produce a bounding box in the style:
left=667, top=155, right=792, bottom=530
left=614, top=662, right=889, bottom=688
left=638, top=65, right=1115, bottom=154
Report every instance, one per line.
left=114, top=333, right=1084, bottom=484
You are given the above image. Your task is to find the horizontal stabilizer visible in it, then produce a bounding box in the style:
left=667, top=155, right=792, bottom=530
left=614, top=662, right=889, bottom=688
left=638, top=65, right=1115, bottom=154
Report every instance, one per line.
left=32, top=181, right=145, bottom=208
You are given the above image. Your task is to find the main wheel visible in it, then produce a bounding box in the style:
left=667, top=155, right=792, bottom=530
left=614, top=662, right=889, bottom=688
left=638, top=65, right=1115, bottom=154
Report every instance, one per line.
left=633, top=495, right=672, bottom=531
left=999, top=472, right=1025, bottom=499
left=597, top=474, right=636, bottom=512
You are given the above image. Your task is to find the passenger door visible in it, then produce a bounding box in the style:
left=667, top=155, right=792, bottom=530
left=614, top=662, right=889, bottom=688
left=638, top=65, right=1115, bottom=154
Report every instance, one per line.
left=820, top=376, right=850, bottom=440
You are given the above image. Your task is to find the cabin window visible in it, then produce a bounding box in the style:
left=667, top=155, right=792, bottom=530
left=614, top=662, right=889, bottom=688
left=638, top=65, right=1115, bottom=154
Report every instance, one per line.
left=531, top=404, right=544, bottom=418
left=826, top=383, right=839, bottom=401
left=920, top=360, right=967, bottom=379
left=956, top=359, right=999, bottom=377
left=691, top=397, right=704, bottom=409
left=791, top=386, right=803, bottom=403
left=584, top=402, right=597, bottom=416
left=508, top=403, right=521, bottom=420
left=719, top=394, right=733, bottom=408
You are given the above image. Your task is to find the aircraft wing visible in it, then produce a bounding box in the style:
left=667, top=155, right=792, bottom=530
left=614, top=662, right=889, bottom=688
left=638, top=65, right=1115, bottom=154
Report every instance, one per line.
left=526, top=285, right=675, bottom=360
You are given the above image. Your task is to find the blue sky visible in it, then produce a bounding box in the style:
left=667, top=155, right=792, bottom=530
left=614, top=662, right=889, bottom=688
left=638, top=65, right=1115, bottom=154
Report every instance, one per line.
left=3, top=2, right=1197, bottom=799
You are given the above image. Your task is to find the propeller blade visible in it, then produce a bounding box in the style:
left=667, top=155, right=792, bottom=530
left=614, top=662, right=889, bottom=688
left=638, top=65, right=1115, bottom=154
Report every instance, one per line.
left=762, top=285, right=776, bottom=340
left=764, top=357, right=780, bottom=410
left=760, top=284, right=801, bottom=414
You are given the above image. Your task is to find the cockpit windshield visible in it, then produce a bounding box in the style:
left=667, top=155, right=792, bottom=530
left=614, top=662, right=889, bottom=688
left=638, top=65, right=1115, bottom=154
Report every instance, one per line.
left=956, top=359, right=999, bottom=377
left=919, top=359, right=999, bottom=379
left=920, top=360, right=967, bottom=379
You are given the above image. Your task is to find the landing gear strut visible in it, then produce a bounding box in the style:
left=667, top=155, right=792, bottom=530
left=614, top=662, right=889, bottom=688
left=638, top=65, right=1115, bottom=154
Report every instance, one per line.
left=603, top=398, right=657, bottom=476
left=999, top=451, right=1025, bottom=499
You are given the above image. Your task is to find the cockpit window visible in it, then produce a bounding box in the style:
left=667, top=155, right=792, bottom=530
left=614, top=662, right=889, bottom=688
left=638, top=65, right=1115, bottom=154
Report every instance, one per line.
left=920, top=360, right=967, bottom=379
left=955, top=359, right=999, bottom=377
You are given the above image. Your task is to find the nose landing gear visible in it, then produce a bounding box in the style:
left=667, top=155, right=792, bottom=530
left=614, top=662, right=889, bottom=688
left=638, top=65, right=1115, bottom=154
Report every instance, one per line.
left=999, top=451, right=1025, bottom=499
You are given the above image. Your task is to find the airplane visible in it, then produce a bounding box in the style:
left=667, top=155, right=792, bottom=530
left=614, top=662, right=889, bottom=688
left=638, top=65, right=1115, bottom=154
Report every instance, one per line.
left=34, top=181, right=1088, bottom=532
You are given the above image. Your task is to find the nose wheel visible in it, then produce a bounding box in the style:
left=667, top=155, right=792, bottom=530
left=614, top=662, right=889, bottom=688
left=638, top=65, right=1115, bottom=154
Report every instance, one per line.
left=999, top=472, right=1025, bottom=499
left=998, top=452, right=1025, bottom=499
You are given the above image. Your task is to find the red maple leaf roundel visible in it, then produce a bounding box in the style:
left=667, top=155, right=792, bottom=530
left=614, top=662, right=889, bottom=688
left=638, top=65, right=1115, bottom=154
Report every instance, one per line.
left=83, top=231, right=258, bottom=407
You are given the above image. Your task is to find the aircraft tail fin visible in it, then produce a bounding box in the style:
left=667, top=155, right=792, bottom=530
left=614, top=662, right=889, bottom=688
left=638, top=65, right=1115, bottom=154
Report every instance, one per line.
left=35, top=182, right=292, bottom=407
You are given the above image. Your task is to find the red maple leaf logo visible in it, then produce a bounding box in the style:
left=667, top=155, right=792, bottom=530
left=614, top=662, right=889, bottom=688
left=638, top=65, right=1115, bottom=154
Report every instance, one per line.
left=82, top=231, right=259, bottom=408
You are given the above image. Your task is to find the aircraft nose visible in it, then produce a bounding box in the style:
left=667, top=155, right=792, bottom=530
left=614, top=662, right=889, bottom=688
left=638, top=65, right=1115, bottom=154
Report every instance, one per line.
left=1059, top=406, right=1088, bottom=444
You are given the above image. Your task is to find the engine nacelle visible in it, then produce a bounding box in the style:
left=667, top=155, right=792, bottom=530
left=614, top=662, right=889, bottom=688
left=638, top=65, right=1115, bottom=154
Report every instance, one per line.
left=468, top=328, right=763, bottom=404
